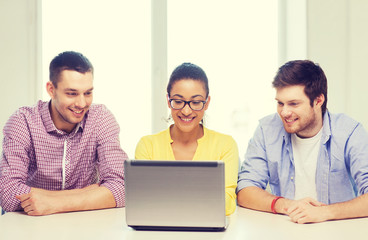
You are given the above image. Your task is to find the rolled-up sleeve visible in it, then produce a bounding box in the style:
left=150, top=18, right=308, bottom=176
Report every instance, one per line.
left=345, top=123, right=368, bottom=196
left=96, top=108, right=128, bottom=207
left=237, top=124, right=270, bottom=193
left=0, top=114, right=32, bottom=212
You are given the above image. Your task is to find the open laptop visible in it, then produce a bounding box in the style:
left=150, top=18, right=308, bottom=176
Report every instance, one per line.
left=124, top=159, right=227, bottom=231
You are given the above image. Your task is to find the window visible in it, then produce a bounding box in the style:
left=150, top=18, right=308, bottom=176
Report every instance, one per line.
left=42, top=0, right=278, bottom=158
left=168, top=0, right=278, bottom=157
left=42, top=0, right=151, bottom=158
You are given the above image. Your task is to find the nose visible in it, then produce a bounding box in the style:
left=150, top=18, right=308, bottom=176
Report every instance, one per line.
left=181, top=102, right=192, bottom=116
left=280, top=106, right=292, bottom=118
left=75, top=95, right=86, bottom=108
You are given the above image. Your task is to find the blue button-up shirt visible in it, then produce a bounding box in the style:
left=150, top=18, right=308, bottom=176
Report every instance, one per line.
left=237, top=111, right=368, bottom=204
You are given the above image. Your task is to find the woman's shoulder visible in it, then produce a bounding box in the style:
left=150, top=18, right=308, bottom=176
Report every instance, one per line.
left=139, top=128, right=171, bottom=143
left=201, top=127, right=239, bottom=156
left=204, top=127, right=236, bottom=142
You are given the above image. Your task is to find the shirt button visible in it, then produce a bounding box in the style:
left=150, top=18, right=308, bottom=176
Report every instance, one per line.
left=291, top=177, right=294, bottom=180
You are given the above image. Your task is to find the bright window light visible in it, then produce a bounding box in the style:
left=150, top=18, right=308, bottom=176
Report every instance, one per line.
left=42, top=0, right=151, bottom=158
left=42, top=0, right=278, bottom=159
left=168, top=0, right=278, bottom=157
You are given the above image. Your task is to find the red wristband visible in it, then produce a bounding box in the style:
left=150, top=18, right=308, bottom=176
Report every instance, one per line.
left=271, top=196, right=284, bottom=214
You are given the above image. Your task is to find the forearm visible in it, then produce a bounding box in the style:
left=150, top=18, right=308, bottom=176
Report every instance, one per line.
left=237, top=186, right=292, bottom=214
left=56, top=186, right=116, bottom=212
left=237, top=186, right=276, bottom=212
left=324, top=193, right=368, bottom=221
left=26, top=185, right=116, bottom=215
left=33, top=184, right=100, bottom=197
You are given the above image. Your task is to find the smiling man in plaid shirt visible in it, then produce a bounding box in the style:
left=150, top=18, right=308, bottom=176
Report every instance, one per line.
left=0, top=51, right=128, bottom=216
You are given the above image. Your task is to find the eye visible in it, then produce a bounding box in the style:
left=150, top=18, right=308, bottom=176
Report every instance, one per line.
left=277, top=102, right=284, bottom=106
left=173, top=100, right=184, bottom=104
left=85, top=91, right=93, bottom=96
left=66, top=92, right=77, bottom=96
left=191, top=101, right=202, bottom=106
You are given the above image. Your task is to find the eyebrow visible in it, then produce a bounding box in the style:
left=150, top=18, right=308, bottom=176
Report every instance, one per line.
left=275, top=98, right=301, bottom=103
left=171, top=94, right=205, bottom=99
left=65, top=87, right=94, bottom=92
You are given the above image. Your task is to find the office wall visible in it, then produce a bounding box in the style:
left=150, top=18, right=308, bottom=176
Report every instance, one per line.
left=307, top=0, right=368, bottom=127
left=0, top=0, right=42, bottom=142
left=0, top=0, right=40, bottom=215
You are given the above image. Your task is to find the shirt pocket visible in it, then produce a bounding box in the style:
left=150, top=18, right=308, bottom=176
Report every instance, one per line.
left=329, top=169, right=356, bottom=203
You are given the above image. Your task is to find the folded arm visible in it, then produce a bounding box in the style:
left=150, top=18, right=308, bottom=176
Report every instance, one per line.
left=286, top=193, right=368, bottom=223
left=238, top=186, right=368, bottom=224
left=16, top=184, right=116, bottom=216
left=237, top=186, right=326, bottom=223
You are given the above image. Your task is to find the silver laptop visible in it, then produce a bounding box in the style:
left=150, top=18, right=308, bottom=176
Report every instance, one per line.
left=124, top=159, right=227, bottom=231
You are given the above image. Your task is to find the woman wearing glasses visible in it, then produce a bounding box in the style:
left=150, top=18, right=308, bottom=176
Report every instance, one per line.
left=135, top=63, right=238, bottom=215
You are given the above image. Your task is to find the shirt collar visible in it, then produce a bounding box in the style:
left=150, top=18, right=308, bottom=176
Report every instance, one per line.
left=41, top=100, right=86, bottom=135
left=321, top=111, right=331, bottom=144
left=281, top=111, right=331, bottom=145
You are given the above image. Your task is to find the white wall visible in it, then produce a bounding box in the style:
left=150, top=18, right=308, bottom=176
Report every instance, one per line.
left=0, top=0, right=41, bottom=214
left=307, top=0, right=368, bottom=127
left=0, top=0, right=42, bottom=142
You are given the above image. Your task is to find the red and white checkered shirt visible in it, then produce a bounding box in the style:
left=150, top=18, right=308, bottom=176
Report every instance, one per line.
left=0, top=100, right=128, bottom=211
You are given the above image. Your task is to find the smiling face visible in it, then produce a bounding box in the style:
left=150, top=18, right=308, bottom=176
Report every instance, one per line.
left=47, top=70, right=93, bottom=133
left=276, top=85, right=324, bottom=138
left=168, top=79, right=210, bottom=135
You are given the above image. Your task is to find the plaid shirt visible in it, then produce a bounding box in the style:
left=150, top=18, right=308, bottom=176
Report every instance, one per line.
left=0, top=100, right=127, bottom=211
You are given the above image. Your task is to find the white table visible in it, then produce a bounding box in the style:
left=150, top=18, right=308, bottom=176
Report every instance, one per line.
left=0, top=206, right=366, bottom=240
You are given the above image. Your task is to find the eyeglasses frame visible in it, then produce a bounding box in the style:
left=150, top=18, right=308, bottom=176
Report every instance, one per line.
left=168, top=98, right=208, bottom=111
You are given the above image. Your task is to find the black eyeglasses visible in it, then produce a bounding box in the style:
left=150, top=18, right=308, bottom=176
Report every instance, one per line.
left=169, top=99, right=207, bottom=111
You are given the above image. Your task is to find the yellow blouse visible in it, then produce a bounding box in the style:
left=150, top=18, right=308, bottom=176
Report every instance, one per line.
left=135, top=126, right=239, bottom=215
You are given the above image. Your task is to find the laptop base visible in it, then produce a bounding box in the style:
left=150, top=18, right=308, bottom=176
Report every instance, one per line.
left=129, top=225, right=226, bottom=232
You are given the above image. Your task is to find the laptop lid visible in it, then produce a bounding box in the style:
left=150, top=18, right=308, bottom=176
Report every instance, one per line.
left=124, top=159, right=226, bottom=231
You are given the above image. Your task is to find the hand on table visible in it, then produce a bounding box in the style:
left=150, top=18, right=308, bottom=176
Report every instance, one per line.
left=285, top=197, right=329, bottom=224
left=16, top=188, right=60, bottom=216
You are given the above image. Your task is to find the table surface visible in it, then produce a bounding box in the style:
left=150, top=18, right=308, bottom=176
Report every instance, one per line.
left=0, top=206, right=366, bottom=240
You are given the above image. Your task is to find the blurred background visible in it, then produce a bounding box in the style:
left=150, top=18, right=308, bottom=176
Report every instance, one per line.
left=1, top=0, right=368, bottom=161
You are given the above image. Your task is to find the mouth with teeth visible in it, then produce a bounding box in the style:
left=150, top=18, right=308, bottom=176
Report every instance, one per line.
left=70, top=108, right=85, bottom=117
left=284, top=118, right=297, bottom=125
left=179, top=116, right=195, bottom=123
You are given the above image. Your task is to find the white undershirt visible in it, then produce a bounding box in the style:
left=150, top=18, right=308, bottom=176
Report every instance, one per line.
left=291, top=128, right=322, bottom=200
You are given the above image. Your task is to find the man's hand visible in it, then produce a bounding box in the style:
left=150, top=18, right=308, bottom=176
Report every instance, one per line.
left=285, top=197, right=329, bottom=224
left=16, top=188, right=61, bottom=216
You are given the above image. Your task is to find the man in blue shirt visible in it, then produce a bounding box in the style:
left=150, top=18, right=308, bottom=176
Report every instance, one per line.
left=237, top=60, right=368, bottom=224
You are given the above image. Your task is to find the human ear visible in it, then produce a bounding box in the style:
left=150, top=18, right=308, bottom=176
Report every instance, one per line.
left=46, top=81, right=56, bottom=99
left=166, top=94, right=171, bottom=109
left=315, top=94, right=325, bottom=108
left=204, top=96, right=211, bottom=110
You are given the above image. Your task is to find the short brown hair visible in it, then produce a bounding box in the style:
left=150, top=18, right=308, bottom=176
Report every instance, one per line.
left=272, top=60, right=328, bottom=115
left=49, top=51, right=93, bottom=87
